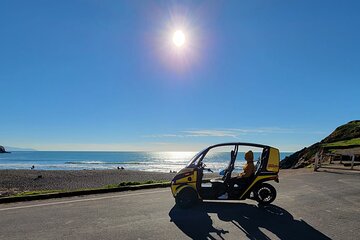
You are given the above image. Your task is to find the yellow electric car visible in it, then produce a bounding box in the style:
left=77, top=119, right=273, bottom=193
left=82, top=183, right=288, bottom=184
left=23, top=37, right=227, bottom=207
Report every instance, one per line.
left=171, top=142, right=280, bottom=208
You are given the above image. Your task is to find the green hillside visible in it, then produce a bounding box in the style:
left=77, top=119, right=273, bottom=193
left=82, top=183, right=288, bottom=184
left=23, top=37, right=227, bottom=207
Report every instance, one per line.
left=321, top=120, right=360, bottom=143
left=322, top=138, right=360, bottom=148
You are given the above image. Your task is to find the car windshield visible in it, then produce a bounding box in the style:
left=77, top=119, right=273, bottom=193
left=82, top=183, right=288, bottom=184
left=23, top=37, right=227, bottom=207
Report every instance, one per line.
left=186, top=148, right=207, bottom=167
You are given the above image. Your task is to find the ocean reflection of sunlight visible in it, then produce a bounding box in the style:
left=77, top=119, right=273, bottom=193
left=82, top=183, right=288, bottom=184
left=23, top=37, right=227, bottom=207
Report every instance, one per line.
left=155, top=151, right=196, bottom=160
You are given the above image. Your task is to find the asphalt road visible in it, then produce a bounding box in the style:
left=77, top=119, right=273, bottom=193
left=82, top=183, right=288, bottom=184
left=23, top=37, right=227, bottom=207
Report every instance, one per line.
left=0, top=169, right=359, bottom=240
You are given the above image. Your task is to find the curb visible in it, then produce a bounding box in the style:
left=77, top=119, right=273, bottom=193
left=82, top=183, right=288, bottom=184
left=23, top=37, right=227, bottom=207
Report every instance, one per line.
left=0, top=182, right=171, bottom=204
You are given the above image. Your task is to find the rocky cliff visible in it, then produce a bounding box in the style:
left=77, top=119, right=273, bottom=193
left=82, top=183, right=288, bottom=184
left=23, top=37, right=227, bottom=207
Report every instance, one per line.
left=0, top=145, right=9, bottom=153
left=280, top=120, right=360, bottom=169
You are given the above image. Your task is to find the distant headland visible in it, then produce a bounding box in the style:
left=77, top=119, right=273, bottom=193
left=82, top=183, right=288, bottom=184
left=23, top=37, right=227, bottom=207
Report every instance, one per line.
left=0, top=145, right=11, bottom=153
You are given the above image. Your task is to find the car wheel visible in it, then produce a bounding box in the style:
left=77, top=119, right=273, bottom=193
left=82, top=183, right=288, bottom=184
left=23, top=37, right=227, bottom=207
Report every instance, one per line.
left=175, top=187, right=198, bottom=209
left=254, top=183, right=277, bottom=205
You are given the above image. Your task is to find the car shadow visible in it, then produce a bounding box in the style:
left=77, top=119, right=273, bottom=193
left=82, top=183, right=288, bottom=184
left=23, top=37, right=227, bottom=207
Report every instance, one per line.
left=169, top=202, right=331, bottom=240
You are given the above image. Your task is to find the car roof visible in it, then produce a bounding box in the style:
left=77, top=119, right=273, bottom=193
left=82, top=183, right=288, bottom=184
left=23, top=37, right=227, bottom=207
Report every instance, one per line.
left=207, top=142, right=273, bottom=150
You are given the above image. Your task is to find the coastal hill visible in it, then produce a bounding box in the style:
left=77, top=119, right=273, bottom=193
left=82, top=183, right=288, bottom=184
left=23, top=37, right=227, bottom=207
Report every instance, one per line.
left=281, top=120, right=360, bottom=168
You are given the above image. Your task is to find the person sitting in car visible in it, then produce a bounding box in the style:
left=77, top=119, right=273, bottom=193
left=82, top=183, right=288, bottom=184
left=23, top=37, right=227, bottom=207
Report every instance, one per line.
left=237, top=150, right=255, bottom=179
left=218, top=150, right=255, bottom=199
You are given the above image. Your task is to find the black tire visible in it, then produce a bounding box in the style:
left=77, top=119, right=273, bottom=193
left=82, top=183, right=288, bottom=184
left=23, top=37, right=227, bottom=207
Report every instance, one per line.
left=254, top=183, right=277, bottom=205
left=175, top=187, right=198, bottom=209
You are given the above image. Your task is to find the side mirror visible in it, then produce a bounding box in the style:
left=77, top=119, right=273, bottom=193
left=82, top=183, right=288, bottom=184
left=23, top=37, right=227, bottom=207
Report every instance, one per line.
left=219, top=169, right=225, bottom=176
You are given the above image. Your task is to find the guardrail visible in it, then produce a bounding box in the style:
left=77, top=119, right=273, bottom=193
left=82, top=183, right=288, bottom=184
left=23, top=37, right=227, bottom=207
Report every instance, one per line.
left=314, top=152, right=359, bottom=171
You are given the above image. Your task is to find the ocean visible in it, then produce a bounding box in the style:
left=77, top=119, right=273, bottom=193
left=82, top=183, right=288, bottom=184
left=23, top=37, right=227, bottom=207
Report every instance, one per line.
left=0, top=151, right=292, bottom=173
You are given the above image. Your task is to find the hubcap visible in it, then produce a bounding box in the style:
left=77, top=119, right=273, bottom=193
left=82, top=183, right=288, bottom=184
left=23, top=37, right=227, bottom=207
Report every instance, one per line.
left=258, top=187, right=273, bottom=202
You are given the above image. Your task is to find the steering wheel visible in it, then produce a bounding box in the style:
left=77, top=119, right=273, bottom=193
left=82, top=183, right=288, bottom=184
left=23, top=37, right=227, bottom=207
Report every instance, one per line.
left=201, top=163, right=213, bottom=173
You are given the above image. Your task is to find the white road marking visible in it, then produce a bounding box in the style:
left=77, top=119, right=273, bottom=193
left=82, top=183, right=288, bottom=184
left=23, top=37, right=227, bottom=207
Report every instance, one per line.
left=0, top=189, right=170, bottom=212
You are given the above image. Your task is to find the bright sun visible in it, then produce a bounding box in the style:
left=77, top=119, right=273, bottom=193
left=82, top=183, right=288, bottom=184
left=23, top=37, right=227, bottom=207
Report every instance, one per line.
left=173, top=30, right=185, bottom=47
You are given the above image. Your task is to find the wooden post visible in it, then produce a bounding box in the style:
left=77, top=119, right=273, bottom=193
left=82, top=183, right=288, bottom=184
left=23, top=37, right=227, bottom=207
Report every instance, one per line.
left=351, top=155, right=355, bottom=170
left=314, top=152, right=319, bottom=171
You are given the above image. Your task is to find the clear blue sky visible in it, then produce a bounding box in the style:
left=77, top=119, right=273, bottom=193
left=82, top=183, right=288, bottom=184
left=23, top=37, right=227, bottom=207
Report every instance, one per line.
left=1, top=0, right=359, bottom=151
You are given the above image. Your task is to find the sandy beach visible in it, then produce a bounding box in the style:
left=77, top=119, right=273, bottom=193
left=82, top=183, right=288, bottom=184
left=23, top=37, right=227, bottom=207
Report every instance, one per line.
left=0, top=168, right=313, bottom=198
left=0, top=169, right=177, bottom=197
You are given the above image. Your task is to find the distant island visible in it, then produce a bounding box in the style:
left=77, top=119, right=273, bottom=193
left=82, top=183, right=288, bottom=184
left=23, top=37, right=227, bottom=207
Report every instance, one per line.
left=0, top=145, right=11, bottom=153
left=0, top=145, right=36, bottom=153
left=3, top=146, right=36, bottom=151
left=281, top=120, right=360, bottom=168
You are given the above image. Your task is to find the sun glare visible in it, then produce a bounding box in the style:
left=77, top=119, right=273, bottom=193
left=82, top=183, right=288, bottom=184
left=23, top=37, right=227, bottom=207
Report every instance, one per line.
left=173, top=30, right=185, bottom=47
left=156, top=10, right=202, bottom=72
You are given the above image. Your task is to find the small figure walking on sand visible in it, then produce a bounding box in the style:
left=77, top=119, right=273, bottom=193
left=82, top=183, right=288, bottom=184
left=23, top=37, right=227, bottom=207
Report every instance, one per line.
left=31, top=165, right=35, bottom=170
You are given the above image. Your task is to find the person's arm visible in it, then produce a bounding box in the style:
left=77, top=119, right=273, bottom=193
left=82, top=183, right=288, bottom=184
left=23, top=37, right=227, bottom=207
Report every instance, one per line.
left=239, top=162, right=256, bottom=178
left=238, top=164, right=249, bottom=178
